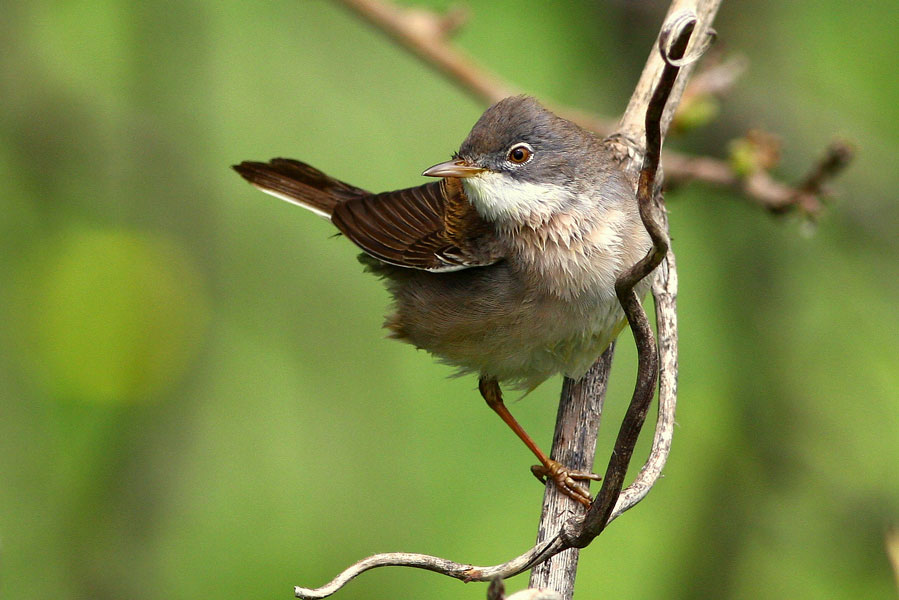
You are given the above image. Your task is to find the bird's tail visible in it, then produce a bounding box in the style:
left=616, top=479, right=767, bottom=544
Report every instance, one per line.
left=232, top=158, right=368, bottom=219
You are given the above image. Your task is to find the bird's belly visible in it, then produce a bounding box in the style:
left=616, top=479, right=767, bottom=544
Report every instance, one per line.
left=383, top=263, right=627, bottom=389
left=439, top=295, right=625, bottom=389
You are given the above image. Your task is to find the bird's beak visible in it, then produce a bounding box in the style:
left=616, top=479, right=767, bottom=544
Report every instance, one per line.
left=422, top=159, right=485, bottom=178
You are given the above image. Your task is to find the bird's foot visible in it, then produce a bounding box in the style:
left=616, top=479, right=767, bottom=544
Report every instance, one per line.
left=531, top=460, right=601, bottom=506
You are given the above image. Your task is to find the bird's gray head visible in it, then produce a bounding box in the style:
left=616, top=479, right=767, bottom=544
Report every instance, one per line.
left=423, top=96, right=605, bottom=226
left=458, top=96, right=589, bottom=182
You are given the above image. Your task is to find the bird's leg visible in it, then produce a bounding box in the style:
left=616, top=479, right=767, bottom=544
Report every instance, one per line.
left=478, top=377, right=601, bottom=506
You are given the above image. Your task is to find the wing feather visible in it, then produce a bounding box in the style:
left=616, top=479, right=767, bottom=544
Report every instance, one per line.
left=235, top=158, right=503, bottom=272
left=333, top=178, right=502, bottom=271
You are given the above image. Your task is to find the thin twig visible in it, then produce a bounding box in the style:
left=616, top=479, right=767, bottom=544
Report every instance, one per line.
left=294, top=540, right=566, bottom=599
left=792, top=140, right=856, bottom=217
left=665, top=139, right=855, bottom=217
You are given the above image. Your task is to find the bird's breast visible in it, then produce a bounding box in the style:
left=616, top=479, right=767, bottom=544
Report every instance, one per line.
left=505, top=205, right=642, bottom=303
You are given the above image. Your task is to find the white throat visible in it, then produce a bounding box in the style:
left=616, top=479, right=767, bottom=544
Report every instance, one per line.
left=461, top=172, right=571, bottom=229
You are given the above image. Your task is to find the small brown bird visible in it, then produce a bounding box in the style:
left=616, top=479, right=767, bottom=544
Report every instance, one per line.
left=234, top=96, right=653, bottom=504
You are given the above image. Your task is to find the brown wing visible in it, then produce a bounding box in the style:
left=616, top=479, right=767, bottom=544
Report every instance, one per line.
left=332, top=177, right=503, bottom=272
left=233, top=158, right=368, bottom=218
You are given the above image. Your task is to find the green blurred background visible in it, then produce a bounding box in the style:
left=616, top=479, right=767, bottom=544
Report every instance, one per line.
left=1, top=1, right=897, bottom=598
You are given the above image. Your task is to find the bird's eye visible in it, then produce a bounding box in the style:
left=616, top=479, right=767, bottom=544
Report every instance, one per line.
left=507, top=144, right=533, bottom=164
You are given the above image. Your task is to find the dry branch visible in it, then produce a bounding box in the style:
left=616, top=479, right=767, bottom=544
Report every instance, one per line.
left=666, top=139, right=854, bottom=217
left=528, top=348, right=614, bottom=595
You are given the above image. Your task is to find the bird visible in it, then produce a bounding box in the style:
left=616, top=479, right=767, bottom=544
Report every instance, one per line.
left=233, top=95, right=654, bottom=505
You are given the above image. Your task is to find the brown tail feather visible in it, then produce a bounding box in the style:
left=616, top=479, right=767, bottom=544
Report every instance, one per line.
left=232, top=158, right=368, bottom=218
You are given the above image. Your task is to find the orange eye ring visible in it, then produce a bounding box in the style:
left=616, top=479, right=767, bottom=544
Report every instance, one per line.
left=507, top=144, right=533, bottom=164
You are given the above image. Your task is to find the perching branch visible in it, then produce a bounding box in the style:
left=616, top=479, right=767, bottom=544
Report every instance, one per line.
left=530, top=5, right=703, bottom=588
left=528, top=347, right=614, bottom=596
left=333, top=0, right=851, bottom=216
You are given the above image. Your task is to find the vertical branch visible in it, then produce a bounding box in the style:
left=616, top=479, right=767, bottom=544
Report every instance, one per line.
left=528, top=347, right=614, bottom=596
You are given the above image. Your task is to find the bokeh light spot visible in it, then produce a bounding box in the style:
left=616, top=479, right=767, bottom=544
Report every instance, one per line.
left=18, top=226, right=210, bottom=404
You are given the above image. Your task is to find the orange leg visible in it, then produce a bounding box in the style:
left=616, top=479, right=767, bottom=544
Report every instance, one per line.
left=478, top=377, right=601, bottom=506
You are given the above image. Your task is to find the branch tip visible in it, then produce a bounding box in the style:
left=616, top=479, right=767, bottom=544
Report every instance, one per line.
left=659, top=12, right=715, bottom=68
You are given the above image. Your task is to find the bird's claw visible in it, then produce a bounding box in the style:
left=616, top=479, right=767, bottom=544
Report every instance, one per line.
left=530, top=460, right=601, bottom=506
